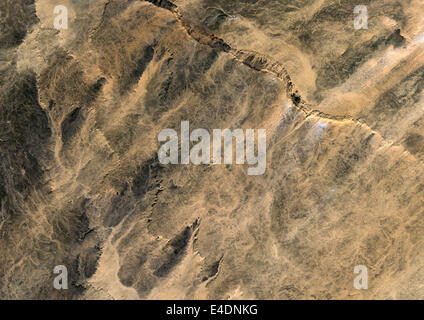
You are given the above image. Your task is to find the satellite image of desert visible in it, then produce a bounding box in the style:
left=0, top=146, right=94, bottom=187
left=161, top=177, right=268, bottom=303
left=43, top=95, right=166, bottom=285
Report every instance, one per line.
left=1, top=0, right=424, bottom=301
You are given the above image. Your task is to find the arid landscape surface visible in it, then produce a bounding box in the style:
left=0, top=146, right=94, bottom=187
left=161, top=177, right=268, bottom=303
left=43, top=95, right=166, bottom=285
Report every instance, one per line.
left=1, top=0, right=424, bottom=299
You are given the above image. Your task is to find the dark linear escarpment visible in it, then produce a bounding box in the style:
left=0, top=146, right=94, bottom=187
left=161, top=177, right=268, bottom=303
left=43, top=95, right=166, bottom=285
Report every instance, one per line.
left=143, top=0, right=424, bottom=168
left=143, top=0, right=365, bottom=124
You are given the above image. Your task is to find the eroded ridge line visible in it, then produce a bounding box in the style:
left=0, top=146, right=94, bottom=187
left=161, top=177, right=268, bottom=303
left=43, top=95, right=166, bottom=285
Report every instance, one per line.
left=143, top=0, right=358, bottom=122
left=143, top=0, right=424, bottom=164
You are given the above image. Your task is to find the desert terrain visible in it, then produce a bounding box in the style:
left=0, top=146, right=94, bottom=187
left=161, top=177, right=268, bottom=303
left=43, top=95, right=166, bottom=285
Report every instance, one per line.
left=1, top=0, right=424, bottom=299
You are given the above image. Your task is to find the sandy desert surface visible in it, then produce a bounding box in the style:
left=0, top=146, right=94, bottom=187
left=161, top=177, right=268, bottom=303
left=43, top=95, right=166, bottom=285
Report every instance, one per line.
left=1, top=0, right=424, bottom=299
